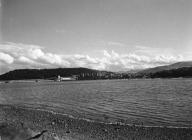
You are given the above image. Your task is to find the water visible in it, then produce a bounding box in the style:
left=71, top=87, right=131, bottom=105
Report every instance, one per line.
left=1, top=78, right=192, bottom=127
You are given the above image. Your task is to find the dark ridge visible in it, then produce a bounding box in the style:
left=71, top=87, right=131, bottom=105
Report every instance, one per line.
left=1, top=61, right=192, bottom=81
left=138, top=61, right=192, bottom=74
left=0, top=67, right=116, bottom=80
left=135, top=66, right=192, bottom=78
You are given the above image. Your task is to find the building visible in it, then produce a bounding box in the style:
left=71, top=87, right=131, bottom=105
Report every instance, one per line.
left=55, top=75, right=77, bottom=81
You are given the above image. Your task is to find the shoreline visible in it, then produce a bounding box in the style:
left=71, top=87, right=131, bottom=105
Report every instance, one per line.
left=1, top=104, right=192, bottom=140
left=4, top=104, right=192, bottom=129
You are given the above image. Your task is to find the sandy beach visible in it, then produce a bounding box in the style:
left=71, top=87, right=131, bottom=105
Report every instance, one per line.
left=0, top=104, right=192, bottom=140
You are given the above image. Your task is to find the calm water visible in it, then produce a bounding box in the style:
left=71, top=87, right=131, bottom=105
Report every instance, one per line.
left=1, top=79, right=192, bottom=127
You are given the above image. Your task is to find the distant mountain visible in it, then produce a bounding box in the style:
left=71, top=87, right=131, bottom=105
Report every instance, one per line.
left=138, top=61, right=192, bottom=74
left=0, top=68, right=114, bottom=81
left=146, top=67, right=192, bottom=78
left=2, top=61, right=192, bottom=81
left=135, top=61, right=192, bottom=78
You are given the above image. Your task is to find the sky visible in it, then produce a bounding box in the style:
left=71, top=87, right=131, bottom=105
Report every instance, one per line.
left=0, top=0, right=192, bottom=74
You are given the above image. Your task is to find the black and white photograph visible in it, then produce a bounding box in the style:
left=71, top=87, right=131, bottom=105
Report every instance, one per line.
left=0, top=0, right=192, bottom=139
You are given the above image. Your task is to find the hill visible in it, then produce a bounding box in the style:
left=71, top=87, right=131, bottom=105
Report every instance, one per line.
left=0, top=68, right=114, bottom=81
left=138, top=61, right=192, bottom=74
left=135, top=61, right=192, bottom=78
left=146, top=67, right=192, bottom=78
left=2, top=61, right=192, bottom=81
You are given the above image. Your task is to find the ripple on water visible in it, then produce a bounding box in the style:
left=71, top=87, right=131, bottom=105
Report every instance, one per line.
left=1, top=79, right=192, bottom=127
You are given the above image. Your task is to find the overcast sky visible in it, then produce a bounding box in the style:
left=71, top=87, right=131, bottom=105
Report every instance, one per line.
left=0, top=0, right=192, bottom=74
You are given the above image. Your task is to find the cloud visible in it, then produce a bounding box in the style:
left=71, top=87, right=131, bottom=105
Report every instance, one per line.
left=100, top=50, right=183, bottom=71
left=84, top=40, right=127, bottom=49
left=0, top=52, right=14, bottom=64
left=17, top=56, right=34, bottom=64
left=106, top=41, right=126, bottom=47
left=134, top=45, right=175, bottom=56
left=0, top=42, right=185, bottom=74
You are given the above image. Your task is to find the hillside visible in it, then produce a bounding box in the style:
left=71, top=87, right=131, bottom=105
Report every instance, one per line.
left=135, top=61, right=192, bottom=78
left=138, top=61, right=192, bottom=74
left=146, top=67, right=192, bottom=78
left=2, top=61, right=192, bottom=81
left=0, top=68, right=114, bottom=81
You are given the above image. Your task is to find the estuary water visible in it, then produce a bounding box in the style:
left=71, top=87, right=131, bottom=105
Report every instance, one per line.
left=0, top=78, right=192, bottom=127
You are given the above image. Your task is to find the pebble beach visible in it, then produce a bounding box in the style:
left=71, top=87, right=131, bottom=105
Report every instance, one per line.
left=1, top=104, right=192, bottom=140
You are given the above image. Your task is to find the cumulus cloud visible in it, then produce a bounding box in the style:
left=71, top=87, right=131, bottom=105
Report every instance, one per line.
left=18, top=56, right=33, bottom=63
left=0, top=52, right=14, bottom=64
left=100, top=50, right=183, bottom=71
left=0, top=42, right=185, bottom=74
left=106, top=41, right=126, bottom=47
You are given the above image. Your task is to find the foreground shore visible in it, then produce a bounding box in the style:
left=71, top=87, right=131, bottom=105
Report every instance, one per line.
left=0, top=104, right=192, bottom=140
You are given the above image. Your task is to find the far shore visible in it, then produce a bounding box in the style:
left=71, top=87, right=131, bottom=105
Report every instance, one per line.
left=0, top=79, right=54, bottom=83
left=0, top=77, right=190, bottom=84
